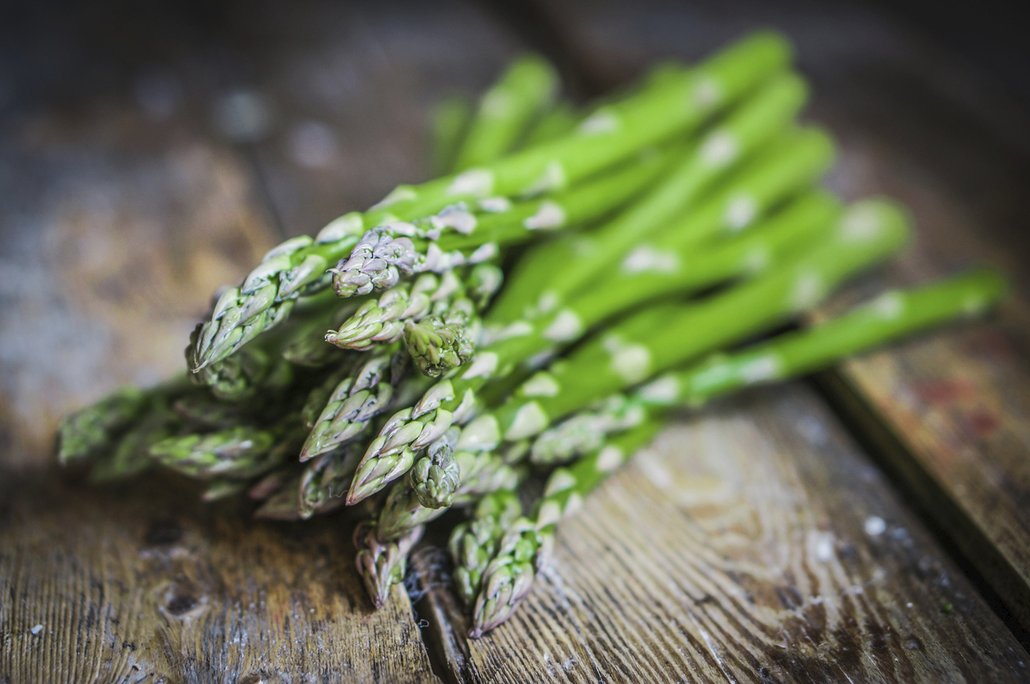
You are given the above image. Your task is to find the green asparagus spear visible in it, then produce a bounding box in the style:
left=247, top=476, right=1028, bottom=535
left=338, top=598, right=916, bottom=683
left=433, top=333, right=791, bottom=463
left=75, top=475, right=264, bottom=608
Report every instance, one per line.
left=453, top=55, right=559, bottom=171
left=449, top=491, right=523, bottom=605
left=470, top=423, right=659, bottom=636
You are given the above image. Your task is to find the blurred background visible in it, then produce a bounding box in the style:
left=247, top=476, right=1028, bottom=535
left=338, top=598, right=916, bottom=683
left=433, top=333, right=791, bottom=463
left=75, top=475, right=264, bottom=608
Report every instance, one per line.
left=2, top=0, right=1029, bottom=463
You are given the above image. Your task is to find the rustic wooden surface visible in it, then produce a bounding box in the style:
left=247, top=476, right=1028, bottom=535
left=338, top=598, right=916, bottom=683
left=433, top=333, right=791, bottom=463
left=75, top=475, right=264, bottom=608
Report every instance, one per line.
left=2, top=0, right=1029, bottom=681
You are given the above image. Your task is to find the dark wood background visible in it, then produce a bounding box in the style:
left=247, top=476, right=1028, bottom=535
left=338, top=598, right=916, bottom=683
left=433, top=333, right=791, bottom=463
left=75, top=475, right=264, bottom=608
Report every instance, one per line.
left=2, top=0, right=1029, bottom=681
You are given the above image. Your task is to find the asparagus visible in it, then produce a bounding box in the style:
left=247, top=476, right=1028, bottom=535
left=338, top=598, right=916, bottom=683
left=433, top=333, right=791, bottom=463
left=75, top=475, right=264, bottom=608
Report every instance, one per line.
left=449, top=491, right=523, bottom=605
left=375, top=447, right=521, bottom=540
left=298, top=348, right=402, bottom=461
left=325, top=271, right=463, bottom=350
left=336, top=71, right=807, bottom=300
left=486, top=189, right=840, bottom=377
left=190, top=345, right=294, bottom=402
left=534, top=267, right=1008, bottom=463
left=347, top=131, right=835, bottom=503
left=297, top=443, right=362, bottom=518
left=520, top=103, right=578, bottom=148
left=330, top=148, right=674, bottom=297
left=509, top=73, right=815, bottom=317
left=483, top=199, right=910, bottom=445
left=57, top=380, right=187, bottom=464
left=281, top=298, right=365, bottom=367
left=651, top=268, right=1007, bottom=406
left=453, top=55, right=559, bottom=171
left=407, top=428, right=461, bottom=508
left=428, top=96, right=473, bottom=176
left=403, top=298, right=477, bottom=377
left=149, top=426, right=282, bottom=480
left=470, top=423, right=659, bottom=637
left=350, top=56, right=529, bottom=606
left=87, top=403, right=181, bottom=482
left=57, top=387, right=148, bottom=464
left=328, top=263, right=501, bottom=352
left=354, top=521, right=425, bottom=609
left=471, top=268, right=1007, bottom=633
left=186, top=33, right=790, bottom=370
left=201, top=478, right=249, bottom=502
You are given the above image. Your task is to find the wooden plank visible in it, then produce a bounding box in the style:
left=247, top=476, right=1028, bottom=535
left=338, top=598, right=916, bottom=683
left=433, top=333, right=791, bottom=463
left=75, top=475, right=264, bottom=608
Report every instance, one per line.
left=411, top=385, right=1029, bottom=681
left=0, top=25, right=440, bottom=681
left=512, top=0, right=1030, bottom=633
left=0, top=472, right=435, bottom=682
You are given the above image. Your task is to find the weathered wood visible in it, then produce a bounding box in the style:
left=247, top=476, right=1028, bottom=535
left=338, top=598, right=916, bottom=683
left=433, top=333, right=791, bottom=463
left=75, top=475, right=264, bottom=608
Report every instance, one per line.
left=0, top=109, right=274, bottom=464
left=0, top=470, right=436, bottom=682
left=412, top=385, right=1029, bottom=682
left=522, top=0, right=1030, bottom=635
left=815, top=103, right=1030, bottom=633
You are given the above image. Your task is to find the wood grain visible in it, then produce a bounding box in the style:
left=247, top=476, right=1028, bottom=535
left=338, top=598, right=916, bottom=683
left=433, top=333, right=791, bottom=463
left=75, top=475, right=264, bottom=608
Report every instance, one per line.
left=523, top=0, right=1030, bottom=635
left=0, top=107, right=273, bottom=465
left=412, top=385, right=1029, bottom=682
left=0, top=469, right=437, bottom=682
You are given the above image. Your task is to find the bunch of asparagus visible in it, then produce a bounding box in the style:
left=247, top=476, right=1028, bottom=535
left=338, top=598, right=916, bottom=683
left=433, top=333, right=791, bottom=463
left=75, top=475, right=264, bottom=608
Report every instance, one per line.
left=58, top=33, right=1006, bottom=637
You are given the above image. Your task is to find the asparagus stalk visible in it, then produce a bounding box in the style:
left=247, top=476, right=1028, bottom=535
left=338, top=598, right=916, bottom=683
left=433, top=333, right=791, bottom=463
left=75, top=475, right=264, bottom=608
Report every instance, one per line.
left=534, top=267, right=1008, bottom=463
left=57, top=378, right=189, bottom=464
left=347, top=133, right=835, bottom=503
left=354, top=521, right=425, bottom=609
left=484, top=189, right=841, bottom=379
left=57, top=388, right=147, bottom=464
left=351, top=57, right=529, bottom=606
left=298, top=348, right=403, bottom=461
left=297, top=443, right=363, bottom=518
left=449, top=491, right=524, bottom=605
left=470, top=423, right=660, bottom=636
left=330, top=147, right=674, bottom=297
left=337, top=72, right=807, bottom=300
left=453, top=55, right=559, bottom=171
left=512, top=73, right=815, bottom=317
left=325, top=271, right=464, bottom=350
left=374, top=447, right=522, bottom=540
left=280, top=298, right=366, bottom=367
left=403, top=297, right=478, bottom=377
left=190, top=345, right=294, bottom=402
left=407, top=427, right=461, bottom=508
left=328, top=263, right=502, bottom=352
left=429, top=96, right=473, bottom=177
left=651, top=268, right=1007, bottom=406
left=149, top=423, right=294, bottom=480
left=186, top=33, right=791, bottom=371
left=520, top=103, right=578, bottom=148
left=87, top=401, right=181, bottom=482
left=471, top=268, right=1007, bottom=634
left=484, top=199, right=909, bottom=444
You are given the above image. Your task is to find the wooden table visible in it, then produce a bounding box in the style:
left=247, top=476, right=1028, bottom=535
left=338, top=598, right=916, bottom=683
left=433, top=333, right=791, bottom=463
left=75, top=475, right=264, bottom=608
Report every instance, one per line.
left=2, top=1, right=1028, bottom=680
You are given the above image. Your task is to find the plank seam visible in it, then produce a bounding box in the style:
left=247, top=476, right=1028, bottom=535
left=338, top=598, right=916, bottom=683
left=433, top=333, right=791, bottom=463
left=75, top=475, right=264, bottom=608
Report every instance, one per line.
left=811, top=369, right=1030, bottom=648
